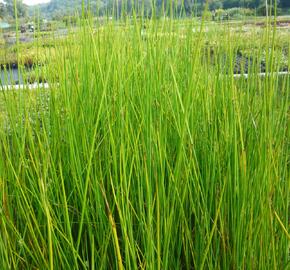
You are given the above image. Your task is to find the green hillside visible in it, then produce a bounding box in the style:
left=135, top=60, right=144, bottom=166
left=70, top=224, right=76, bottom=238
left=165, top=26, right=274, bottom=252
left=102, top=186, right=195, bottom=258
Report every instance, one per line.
left=34, top=0, right=290, bottom=18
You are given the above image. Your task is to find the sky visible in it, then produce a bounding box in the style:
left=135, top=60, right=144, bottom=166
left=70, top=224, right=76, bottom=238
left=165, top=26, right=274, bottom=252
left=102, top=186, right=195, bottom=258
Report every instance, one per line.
left=23, top=0, right=51, bottom=5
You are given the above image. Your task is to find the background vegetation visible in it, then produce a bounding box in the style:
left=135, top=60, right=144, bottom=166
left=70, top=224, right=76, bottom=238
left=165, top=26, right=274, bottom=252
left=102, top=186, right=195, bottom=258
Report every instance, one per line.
left=1, top=0, right=290, bottom=20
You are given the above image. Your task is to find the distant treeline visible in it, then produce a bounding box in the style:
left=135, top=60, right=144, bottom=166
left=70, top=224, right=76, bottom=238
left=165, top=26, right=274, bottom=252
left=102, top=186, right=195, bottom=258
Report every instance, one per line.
left=0, top=0, right=27, bottom=19
left=1, top=0, right=289, bottom=20
left=34, top=0, right=290, bottom=18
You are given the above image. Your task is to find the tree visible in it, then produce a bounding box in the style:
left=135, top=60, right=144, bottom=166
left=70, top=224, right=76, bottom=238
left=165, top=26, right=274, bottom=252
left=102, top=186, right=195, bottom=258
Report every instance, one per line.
left=209, top=0, right=223, bottom=10
left=32, top=0, right=290, bottom=19
left=0, top=3, right=6, bottom=19
left=3, top=0, right=27, bottom=18
left=280, top=0, right=290, bottom=8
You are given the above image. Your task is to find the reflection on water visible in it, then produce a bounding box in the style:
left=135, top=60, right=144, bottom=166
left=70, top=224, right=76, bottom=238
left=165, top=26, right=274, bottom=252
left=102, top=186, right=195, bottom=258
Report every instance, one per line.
left=0, top=22, right=10, bottom=29
left=0, top=68, right=23, bottom=85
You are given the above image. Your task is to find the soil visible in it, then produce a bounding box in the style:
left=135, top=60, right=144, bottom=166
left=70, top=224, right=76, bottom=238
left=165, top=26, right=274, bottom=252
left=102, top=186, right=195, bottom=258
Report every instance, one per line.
left=253, top=20, right=290, bottom=28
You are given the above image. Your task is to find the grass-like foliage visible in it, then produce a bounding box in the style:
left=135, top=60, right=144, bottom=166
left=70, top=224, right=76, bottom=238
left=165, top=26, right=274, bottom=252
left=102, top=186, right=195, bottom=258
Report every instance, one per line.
left=0, top=6, right=289, bottom=270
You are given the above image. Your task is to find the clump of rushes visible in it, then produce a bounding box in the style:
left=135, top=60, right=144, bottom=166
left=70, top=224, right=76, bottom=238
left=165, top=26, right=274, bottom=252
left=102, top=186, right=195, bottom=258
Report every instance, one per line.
left=0, top=1, right=289, bottom=269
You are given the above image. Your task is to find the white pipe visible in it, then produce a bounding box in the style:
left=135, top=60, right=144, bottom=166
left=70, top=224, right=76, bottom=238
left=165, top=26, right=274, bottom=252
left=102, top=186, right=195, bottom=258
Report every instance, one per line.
left=1, top=71, right=289, bottom=90
left=233, top=71, right=290, bottom=79
left=0, top=83, right=51, bottom=91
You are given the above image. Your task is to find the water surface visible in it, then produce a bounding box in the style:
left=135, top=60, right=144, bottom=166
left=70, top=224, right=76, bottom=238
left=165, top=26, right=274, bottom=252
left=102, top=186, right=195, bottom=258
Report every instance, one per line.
left=0, top=22, right=10, bottom=29
left=0, top=68, right=23, bottom=85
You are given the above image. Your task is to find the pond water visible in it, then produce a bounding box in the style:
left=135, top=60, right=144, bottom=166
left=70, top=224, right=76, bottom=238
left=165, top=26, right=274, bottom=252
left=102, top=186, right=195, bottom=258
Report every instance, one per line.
left=0, top=22, right=10, bottom=29
left=0, top=68, right=23, bottom=85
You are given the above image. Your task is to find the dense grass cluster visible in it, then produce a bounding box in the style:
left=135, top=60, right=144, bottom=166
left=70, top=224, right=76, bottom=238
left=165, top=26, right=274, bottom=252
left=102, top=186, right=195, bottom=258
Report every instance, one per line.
left=0, top=16, right=289, bottom=269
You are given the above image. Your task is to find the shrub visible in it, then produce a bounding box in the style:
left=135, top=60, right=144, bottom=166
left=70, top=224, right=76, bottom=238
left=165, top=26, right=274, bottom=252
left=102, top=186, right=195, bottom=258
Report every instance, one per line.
left=226, top=7, right=255, bottom=18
